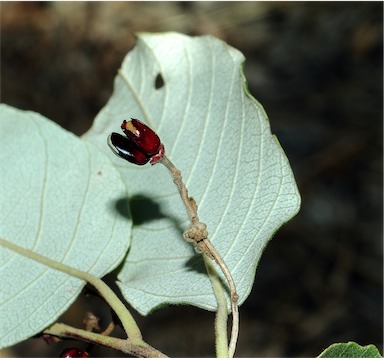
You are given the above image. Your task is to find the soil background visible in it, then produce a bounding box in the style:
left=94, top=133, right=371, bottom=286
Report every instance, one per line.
left=1, top=2, right=382, bottom=357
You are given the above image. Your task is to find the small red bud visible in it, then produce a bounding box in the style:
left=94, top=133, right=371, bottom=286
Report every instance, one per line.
left=59, top=347, right=89, bottom=358
left=108, top=119, right=164, bottom=165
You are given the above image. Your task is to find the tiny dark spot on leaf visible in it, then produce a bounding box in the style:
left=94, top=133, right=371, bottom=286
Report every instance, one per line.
left=154, top=73, right=164, bottom=89
left=97, top=171, right=102, bottom=176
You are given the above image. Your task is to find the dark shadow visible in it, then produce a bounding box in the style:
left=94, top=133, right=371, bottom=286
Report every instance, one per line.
left=114, top=197, right=131, bottom=220
left=185, top=254, right=231, bottom=296
left=129, top=194, right=165, bottom=225
left=113, top=195, right=166, bottom=224
left=112, top=194, right=184, bottom=237
left=184, top=254, right=206, bottom=275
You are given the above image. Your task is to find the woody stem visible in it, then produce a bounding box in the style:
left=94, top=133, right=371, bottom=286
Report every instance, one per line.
left=157, top=155, right=239, bottom=358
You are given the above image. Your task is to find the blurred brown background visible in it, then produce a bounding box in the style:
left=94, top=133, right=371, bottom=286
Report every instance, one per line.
left=1, top=2, right=382, bottom=357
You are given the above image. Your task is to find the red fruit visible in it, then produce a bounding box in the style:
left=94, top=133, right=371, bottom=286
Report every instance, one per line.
left=108, top=119, right=164, bottom=165
left=121, top=119, right=161, bottom=156
left=59, top=347, right=89, bottom=358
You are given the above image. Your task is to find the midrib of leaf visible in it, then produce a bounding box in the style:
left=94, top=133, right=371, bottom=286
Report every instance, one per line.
left=118, top=70, right=152, bottom=129
left=34, top=117, right=49, bottom=253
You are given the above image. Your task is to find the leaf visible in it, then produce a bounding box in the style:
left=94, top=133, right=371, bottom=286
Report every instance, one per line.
left=318, top=342, right=382, bottom=358
left=84, top=32, right=301, bottom=315
left=0, top=105, right=131, bottom=348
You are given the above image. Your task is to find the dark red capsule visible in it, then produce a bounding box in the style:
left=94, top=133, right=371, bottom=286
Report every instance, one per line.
left=121, top=119, right=161, bottom=156
left=108, top=119, right=165, bottom=165
left=59, top=347, right=89, bottom=358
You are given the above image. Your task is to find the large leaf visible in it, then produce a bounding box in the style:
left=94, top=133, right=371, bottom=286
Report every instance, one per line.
left=84, top=32, right=301, bottom=314
left=0, top=105, right=131, bottom=348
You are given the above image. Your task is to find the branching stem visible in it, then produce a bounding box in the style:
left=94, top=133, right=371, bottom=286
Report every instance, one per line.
left=45, top=323, right=167, bottom=358
left=0, top=237, right=170, bottom=357
left=158, top=155, right=239, bottom=358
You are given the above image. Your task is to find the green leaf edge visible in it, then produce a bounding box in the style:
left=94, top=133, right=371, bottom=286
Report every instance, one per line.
left=318, top=341, right=382, bottom=358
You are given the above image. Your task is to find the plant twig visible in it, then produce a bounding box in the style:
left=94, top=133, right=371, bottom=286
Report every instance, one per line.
left=203, top=255, right=228, bottom=358
left=45, top=323, right=168, bottom=358
left=202, top=240, right=239, bottom=358
left=158, top=155, right=239, bottom=358
left=101, top=321, right=116, bottom=336
left=0, top=237, right=170, bottom=356
left=0, top=237, right=142, bottom=343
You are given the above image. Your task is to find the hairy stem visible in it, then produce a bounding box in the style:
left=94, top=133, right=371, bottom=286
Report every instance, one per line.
left=45, top=323, right=168, bottom=358
left=202, top=241, right=239, bottom=358
left=0, top=237, right=142, bottom=343
left=158, top=155, right=239, bottom=357
left=203, top=255, right=229, bottom=358
left=159, top=155, right=198, bottom=223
